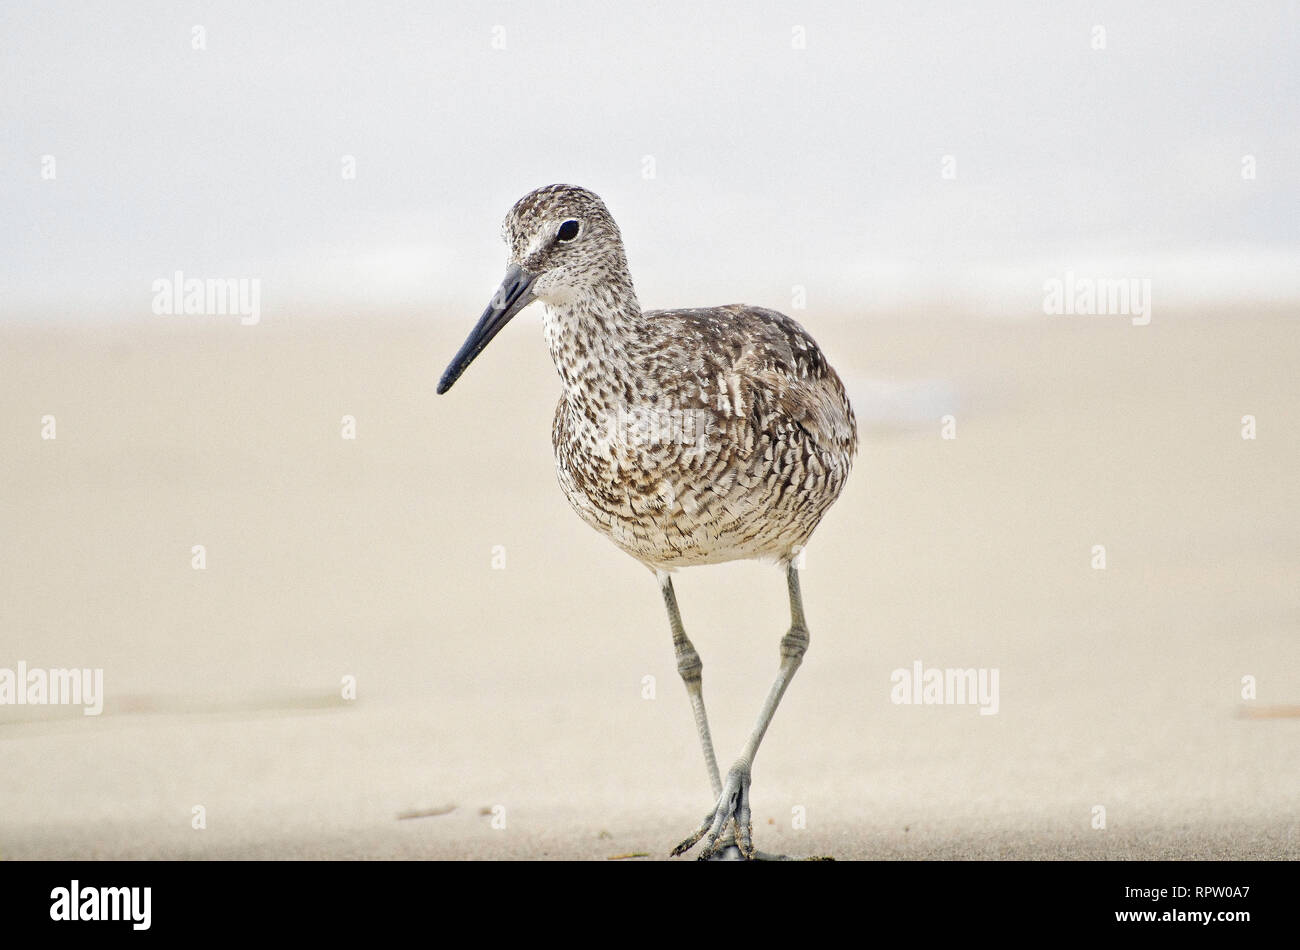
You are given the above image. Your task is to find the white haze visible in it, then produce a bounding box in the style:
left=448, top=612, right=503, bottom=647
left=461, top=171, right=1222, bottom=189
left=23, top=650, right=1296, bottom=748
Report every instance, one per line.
left=2, top=0, right=1296, bottom=323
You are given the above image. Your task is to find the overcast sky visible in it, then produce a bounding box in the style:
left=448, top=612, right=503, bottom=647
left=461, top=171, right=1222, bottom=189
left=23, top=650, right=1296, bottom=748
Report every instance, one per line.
left=3, top=0, right=1296, bottom=322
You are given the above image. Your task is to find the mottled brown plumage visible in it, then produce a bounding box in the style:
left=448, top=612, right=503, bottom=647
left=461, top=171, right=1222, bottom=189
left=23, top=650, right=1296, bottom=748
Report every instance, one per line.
left=495, top=184, right=858, bottom=571
left=553, top=305, right=857, bottom=569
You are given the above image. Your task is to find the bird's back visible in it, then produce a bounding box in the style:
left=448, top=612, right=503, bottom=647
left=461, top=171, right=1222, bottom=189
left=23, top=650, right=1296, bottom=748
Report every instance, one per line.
left=552, top=304, right=858, bottom=570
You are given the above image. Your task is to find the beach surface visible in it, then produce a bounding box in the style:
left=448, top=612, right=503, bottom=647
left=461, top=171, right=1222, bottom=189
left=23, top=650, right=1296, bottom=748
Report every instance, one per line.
left=1, top=307, right=1296, bottom=859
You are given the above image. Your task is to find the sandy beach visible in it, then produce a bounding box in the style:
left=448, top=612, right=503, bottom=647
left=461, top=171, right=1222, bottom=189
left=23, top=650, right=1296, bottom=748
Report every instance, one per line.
left=1, top=307, right=1296, bottom=860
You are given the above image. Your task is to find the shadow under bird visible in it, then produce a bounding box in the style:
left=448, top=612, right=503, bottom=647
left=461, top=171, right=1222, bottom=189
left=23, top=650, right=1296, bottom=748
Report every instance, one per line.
left=437, top=184, right=858, bottom=860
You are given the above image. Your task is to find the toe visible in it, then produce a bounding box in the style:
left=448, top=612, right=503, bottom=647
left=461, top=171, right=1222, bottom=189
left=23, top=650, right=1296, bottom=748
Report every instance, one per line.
left=735, top=793, right=754, bottom=859
left=670, top=813, right=714, bottom=857
left=698, top=802, right=734, bottom=858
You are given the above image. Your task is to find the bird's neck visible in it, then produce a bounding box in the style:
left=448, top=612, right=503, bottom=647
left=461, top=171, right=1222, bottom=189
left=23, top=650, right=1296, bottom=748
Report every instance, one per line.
left=541, top=281, right=646, bottom=396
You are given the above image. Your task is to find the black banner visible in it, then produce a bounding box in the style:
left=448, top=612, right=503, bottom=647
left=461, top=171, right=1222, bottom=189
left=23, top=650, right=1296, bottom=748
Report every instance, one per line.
left=0, top=860, right=1287, bottom=937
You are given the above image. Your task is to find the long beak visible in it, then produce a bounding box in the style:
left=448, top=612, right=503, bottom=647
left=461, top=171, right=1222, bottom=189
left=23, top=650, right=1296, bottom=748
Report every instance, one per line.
left=437, top=263, right=537, bottom=394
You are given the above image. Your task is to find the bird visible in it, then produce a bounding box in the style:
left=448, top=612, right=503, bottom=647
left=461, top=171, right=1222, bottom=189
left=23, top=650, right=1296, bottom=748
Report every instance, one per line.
left=437, top=184, right=858, bottom=860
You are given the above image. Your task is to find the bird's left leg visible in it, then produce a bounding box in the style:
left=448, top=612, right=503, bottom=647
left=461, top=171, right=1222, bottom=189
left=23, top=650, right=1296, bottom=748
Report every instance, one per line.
left=658, top=571, right=723, bottom=800
left=672, top=562, right=809, bottom=860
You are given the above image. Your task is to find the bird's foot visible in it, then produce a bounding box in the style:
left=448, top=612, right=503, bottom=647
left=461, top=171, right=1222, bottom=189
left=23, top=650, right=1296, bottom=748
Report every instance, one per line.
left=671, top=763, right=759, bottom=860
left=701, top=841, right=793, bottom=861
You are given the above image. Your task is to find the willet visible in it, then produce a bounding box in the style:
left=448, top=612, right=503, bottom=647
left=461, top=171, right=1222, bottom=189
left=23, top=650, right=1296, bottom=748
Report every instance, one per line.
left=437, top=184, right=858, bottom=859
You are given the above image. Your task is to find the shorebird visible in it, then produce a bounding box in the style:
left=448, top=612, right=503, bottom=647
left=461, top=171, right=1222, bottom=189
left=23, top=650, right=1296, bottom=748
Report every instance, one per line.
left=437, top=184, right=858, bottom=859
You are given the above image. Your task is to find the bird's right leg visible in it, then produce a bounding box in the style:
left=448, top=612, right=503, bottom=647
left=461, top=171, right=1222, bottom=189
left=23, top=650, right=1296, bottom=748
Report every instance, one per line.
left=658, top=571, right=723, bottom=801
left=672, top=563, right=809, bottom=860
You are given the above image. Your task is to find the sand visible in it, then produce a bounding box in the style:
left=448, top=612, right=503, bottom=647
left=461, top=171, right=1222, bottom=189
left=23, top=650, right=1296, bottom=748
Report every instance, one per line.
left=1, top=306, right=1296, bottom=859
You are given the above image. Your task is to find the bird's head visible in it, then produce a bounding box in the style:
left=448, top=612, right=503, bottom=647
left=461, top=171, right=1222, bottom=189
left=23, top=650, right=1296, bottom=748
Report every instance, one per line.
left=437, top=184, right=627, bottom=394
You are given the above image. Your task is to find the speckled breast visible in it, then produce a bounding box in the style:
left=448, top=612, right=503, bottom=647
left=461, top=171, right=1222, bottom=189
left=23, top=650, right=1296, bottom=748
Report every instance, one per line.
left=550, top=389, right=852, bottom=570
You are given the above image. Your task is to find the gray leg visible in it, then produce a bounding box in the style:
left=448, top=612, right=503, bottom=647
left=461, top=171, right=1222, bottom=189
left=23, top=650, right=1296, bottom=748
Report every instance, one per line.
left=673, top=562, right=809, bottom=859
left=658, top=571, right=723, bottom=800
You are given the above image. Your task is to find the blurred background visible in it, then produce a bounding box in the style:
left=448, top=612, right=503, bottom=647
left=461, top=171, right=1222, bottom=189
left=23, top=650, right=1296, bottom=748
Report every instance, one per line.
left=4, top=0, right=1297, bottom=320
left=1, top=1, right=1296, bottom=859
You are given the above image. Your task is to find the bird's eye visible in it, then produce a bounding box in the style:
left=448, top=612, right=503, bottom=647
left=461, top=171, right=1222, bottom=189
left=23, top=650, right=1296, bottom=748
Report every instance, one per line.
left=556, top=219, right=580, bottom=242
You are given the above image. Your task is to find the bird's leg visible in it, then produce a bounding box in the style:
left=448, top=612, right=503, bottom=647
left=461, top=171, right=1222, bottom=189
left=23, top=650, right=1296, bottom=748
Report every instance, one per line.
left=673, top=562, right=809, bottom=860
left=658, top=571, right=723, bottom=801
